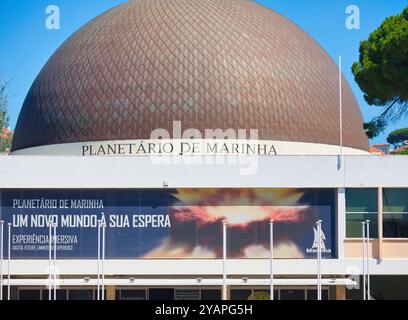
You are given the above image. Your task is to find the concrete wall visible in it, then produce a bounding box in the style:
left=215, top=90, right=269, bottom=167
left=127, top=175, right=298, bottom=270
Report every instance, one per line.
left=0, top=155, right=407, bottom=189
left=1, top=155, right=408, bottom=277
left=2, top=258, right=408, bottom=276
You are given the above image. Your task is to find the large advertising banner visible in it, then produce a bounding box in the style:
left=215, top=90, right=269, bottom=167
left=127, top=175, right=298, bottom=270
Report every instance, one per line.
left=0, top=188, right=336, bottom=259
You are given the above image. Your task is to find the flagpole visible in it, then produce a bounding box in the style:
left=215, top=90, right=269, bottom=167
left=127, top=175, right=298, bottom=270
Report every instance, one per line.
left=269, top=219, right=274, bottom=300
left=316, top=220, right=322, bottom=300
left=362, top=221, right=366, bottom=300
left=49, top=219, right=52, bottom=300
left=53, top=223, right=57, bottom=300
left=0, top=220, right=4, bottom=301
left=101, top=213, right=105, bottom=300
left=97, top=219, right=101, bottom=301
left=7, top=223, right=11, bottom=300
left=339, top=55, right=343, bottom=156
left=366, top=220, right=370, bottom=300
left=222, top=220, right=227, bottom=301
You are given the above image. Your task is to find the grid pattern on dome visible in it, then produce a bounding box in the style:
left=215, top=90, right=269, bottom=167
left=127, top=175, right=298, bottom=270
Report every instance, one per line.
left=12, top=0, right=368, bottom=151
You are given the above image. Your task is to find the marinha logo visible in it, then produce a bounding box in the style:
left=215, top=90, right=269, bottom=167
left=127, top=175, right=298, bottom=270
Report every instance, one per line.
left=306, top=227, right=332, bottom=254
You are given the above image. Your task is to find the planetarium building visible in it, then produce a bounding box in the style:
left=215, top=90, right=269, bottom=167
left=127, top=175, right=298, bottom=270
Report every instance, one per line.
left=1, top=0, right=408, bottom=300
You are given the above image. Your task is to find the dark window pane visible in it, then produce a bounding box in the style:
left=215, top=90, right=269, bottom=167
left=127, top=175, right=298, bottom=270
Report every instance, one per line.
left=175, top=289, right=199, bottom=300
left=280, top=289, right=305, bottom=300
left=68, top=289, right=93, bottom=300
left=230, top=289, right=252, bottom=300
left=383, top=214, right=408, bottom=238
left=306, top=289, right=328, bottom=300
left=94, top=289, right=106, bottom=299
left=19, top=290, right=41, bottom=300
left=118, top=289, right=146, bottom=300
left=42, top=289, right=67, bottom=300
left=346, top=189, right=377, bottom=212
left=201, top=289, right=221, bottom=300
left=149, top=288, right=174, bottom=300
left=346, top=213, right=378, bottom=238
left=383, top=189, right=408, bottom=238
left=383, top=189, right=408, bottom=213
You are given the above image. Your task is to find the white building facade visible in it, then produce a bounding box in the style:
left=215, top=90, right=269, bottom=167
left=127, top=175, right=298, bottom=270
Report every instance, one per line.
left=0, top=155, right=407, bottom=300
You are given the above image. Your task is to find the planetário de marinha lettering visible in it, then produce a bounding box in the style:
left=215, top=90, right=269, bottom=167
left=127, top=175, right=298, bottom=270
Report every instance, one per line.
left=206, top=142, right=277, bottom=155
left=12, top=198, right=104, bottom=209
left=81, top=140, right=278, bottom=156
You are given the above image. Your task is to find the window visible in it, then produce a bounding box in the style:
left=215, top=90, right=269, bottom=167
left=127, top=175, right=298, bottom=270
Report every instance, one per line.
left=253, top=289, right=278, bottom=300
left=383, top=189, right=408, bottom=238
left=279, top=289, right=305, bottom=300
left=149, top=288, right=174, bottom=300
left=201, top=289, right=221, bottom=300
left=116, top=289, right=146, bottom=300
left=18, top=290, right=41, bottom=300
left=306, top=289, right=328, bottom=300
left=230, top=289, right=252, bottom=300
left=42, top=289, right=68, bottom=300
left=68, top=289, right=93, bottom=300
left=175, top=289, right=200, bottom=300
left=346, top=189, right=378, bottom=238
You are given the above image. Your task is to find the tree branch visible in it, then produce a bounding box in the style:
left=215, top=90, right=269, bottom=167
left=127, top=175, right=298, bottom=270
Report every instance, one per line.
left=374, top=97, right=401, bottom=121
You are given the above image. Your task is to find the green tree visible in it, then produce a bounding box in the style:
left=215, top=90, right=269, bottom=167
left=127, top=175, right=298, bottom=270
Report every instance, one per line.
left=395, top=147, right=408, bottom=155
left=387, top=127, right=408, bottom=146
left=247, top=291, right=270, bottom=300
left=352, top=6, right=408, bottom=138
left=0, top=75, right=12, bottom=153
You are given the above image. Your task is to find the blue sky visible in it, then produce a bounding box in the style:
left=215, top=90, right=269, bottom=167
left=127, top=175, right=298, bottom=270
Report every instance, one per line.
left=0, top=0, right=406, bottom=145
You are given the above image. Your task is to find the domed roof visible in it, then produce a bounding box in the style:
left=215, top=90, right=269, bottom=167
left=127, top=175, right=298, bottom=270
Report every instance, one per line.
left=12, top=0, right=368, bottom=153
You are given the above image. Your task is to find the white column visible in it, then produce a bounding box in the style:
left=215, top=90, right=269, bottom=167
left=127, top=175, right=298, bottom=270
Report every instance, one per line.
left=7, top=223, right=11, bottom=300
left=337, top=188, right=346, bottom=259
left=53, top=223, right=57, bottom=300
left=378, top=187, right=383, bottom=259
left=101, top=213, right=105, bottom=300
left=48, top=219, right=52, bottom=300
left=222, top=220, right=227, bottom=301
left=316, top=220, right=322, bottom=300
left=362, top=221, right=366, bottom=300
left=366, top=220, right=370, bottom=300
left=269, top=219, right=274, bottom=300
left=0, top=220, right=4, bottom=301
left=97, top=219, right=101, bottom=301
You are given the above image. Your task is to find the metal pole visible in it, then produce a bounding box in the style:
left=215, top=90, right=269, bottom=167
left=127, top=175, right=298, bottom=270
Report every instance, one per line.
left=339, top=55, right=343, bottom=156
left=316, top=220, right=322, bottom=300
left=7, top=223, right=11, bottom=300
left=222, top=220, right=227, bottom=301
left=0, top=220, right=4, bottom=301
left=101, top=213, right=105, bottom=300
left=362, top=221, right=366, bottom=300
left=366, top=220, right=370, bottom=300
left=97, top=219, right=101, bottom=301
left=49, top=219, right=52, bottom=300
left=269, top=219, right=274, bottom=300
left=53, top=223, right=57, bottom=300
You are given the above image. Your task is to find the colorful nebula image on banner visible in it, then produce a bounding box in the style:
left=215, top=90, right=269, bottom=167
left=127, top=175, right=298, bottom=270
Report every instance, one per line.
left=0, top=188, right=336, bottom=259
